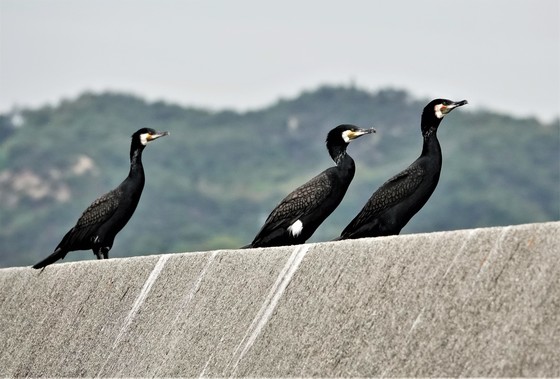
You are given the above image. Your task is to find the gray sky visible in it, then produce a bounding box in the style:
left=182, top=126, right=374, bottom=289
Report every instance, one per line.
left=1, top=0, right=559, bottom=121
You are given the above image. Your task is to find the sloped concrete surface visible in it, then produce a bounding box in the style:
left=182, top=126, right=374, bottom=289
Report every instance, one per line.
left=0, top=222, right=558, bottom=377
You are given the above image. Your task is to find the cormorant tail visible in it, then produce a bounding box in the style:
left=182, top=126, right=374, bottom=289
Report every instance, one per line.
left=32, top=248, right=67, bottom=269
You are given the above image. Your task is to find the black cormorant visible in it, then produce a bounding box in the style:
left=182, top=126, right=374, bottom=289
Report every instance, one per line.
left=244, top=124, right=375, bottom=248
left=337, top=99, right=467, bottom=240
left=32, top=128, right=169, bottom=269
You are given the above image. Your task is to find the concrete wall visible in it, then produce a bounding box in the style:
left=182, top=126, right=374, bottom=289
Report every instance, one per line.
left=0, top=222, right=558, bottom=377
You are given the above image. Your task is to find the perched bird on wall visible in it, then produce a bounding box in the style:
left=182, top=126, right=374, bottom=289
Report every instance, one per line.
left=32, top=128, right=169, bottom=269
left=336, top=99, right=467, bottom=240
left=243, top=124, right=375, bottom=248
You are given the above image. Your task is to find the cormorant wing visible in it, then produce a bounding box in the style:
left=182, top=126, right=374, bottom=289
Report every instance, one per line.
left=253, top=172, right=335, bottom=241
left=75, top=189, right=122, bottom=229
left=57, top=188, right=123, bottom=249
left=341, top=165, right=424, bottom=236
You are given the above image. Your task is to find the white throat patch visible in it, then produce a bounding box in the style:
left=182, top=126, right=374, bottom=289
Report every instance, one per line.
left=341, top=130, right=352, bottom=143
left=287, top=219, right=303, bottom=237
left=434, top=104, right=445, bottom=119
left=139, top=133, right=150, bottom=146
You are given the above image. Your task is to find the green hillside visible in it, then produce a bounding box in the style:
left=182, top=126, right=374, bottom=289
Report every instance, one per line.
left=1, top=86, right=558, bottom=267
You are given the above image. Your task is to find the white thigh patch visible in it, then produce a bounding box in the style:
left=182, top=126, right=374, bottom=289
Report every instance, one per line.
left=287, top=219, right=303, bottom=237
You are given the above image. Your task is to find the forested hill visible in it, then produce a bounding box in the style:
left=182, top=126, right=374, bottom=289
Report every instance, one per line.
left=1, top=86, right=558, bottom=267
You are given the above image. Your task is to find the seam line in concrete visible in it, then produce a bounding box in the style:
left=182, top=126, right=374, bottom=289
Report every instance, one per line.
left=441, top=229, right=477, bottom=280
left=96, top=254, right=170, bottom=377
left=154, top=250, right=219, bottom=378
left=478, top=226, right=511, bottom=276
left=174, top=250, right=219, bottom=324
left=198, top=334, right=225, bottom=378
left=381, top=229, right=479, bottom=378
left=226, top=244, right=310, bottom=377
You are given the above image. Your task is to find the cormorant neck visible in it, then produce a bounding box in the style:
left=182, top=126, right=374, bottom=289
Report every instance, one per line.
left=421, top=126, right=441, bottom=158
left=329, top=144, right=349, bottom=166
left=329, top=144, right=355, bottom=180
left=420, top=113, right=443, bottom=157
left=420, top=111, right=442, bottom=133
left=129, top=145, right=145, bottom=176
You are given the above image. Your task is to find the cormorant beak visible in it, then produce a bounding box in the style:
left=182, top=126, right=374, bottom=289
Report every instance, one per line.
left=147, top=131, right=170, bottom=141
left=442, top=100, right=468, bottom=114
left=347, top=127, right=376, bottom=140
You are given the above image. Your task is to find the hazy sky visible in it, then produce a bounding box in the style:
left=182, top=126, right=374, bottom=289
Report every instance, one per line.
left=1, top=0, right=559, bottom=121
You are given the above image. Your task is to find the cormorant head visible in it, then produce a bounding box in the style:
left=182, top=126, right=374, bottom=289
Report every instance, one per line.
left=132, top=128, right=170, bottom=147
left=326, top=124, right=376, bottom=146
left=325, top=124, right=376, bottom=163
left=421, top=99, right=468, bottom=132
